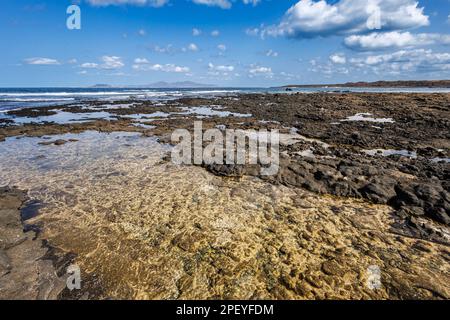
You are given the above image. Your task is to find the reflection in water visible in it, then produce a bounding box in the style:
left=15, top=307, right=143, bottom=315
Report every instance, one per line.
left=363, top=149, right=417, bottom=158
left=7, top=111, right=116, bottom=125
left=341, top=113, right=395, bottom=124
left=0, top=131, right=448, bottom=299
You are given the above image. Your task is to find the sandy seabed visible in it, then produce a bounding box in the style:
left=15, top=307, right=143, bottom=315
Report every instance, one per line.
left=0, top=130, right=448, bottom=299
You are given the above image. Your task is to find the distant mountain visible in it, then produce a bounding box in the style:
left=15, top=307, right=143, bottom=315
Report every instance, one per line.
left=282, top=80, right=450, bottom=88
left=90, top=84, right=114, bottom=88
left=89, top=81, right=216, bottom=89
left=143, top=81, right=216, bottom=88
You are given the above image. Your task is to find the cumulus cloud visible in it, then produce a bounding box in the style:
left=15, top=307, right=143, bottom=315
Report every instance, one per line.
left=133, top=58, right=190, bottom=73
left=192, top=0, right=261, bottom=9
left=81, top=62, right=99, bottom=68
left=265, top=49, right=278, bottom=57
left=153, top=44, right=175, bottom=54
left=192, top=28, right=202, bottom=36
left=88, top=0, right=262, bottom=8
left=208, top=63, right=234, bottom=73
left=217, top=44, right=227, bottom=51
left=308, top=58, right=349, bottom=76
left=86, top=0, right=169, bottom=7
left=243, top=0, right=260, bottom=6
left=183, top=43, right=199, bottom=52
left=245, top=27, right=260, bottom=36
left=261, top=0, right=429, bottom=39
left=248, top=65, right=273, bottom=77
left=330, top=54, right=346, bottom=64
left=211, top=30, right=220, bottom=37
left=192, top=0, right=231, bottom=9
left=345, top=32, right=450, bottom=51
left=349, top=49, right=450, bottom=74
left=80, top=56, right=124, bottom=69
left=24, top=57, right=61, bottom=65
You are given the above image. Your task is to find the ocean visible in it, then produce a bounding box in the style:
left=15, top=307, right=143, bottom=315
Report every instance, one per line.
left=1, top=86, right=449, bottom=112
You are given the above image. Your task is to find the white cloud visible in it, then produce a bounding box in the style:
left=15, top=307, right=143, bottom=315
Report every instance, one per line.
left=24, top=57, right=60, bottom=65
left=330, top=54, right=346, bottom=64
left=89, top=0, right=261, bottom=8
left=345, top=32, right=450, bottom=51
left=81, top=62, right=99, bottom=68
left=183, top=43, right=199, bottom=52
left=192, top=28, right=202, bottom=36
left=217, top=44, right=227, bottom=51
left=86, top=0, right=168, bottom=7
left=349, top=49, right=450, bottom=74
left=133, top=58, right=190, bottom=73
left=211, top=30, right=220, bottom=37
left=100, top=56, right=125, bottom=69
left=138, top=29, right=147, bottom=36
left=309, top=60, right=349, bottom=76
left=265, top=49, right=278, bottom=57
left=154, top=43, right=199, bottom=54
left=208, top=63, right=234, bottom=72
left=154, top=44, right=175, bottom=54
left=262, top=0, right=429, bottom=39
left=80, top=56, right=124, bottom=69
left=245, top=28, right=259, bottom=36
left=249, top=65, right=273, bottom=77
left=134, top=58, right=150, bottom=64
left=192, top=0, right=261, bottom=9
left=243, top=0, right=260, bottom=6
left=192, top=0, right=231, bottom=9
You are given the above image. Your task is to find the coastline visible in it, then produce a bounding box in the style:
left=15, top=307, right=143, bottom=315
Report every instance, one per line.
left=0, top=91, right=449, bottom=299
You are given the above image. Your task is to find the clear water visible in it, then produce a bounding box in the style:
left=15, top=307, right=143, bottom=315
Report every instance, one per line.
left=0, top=131, right=447, bottom=299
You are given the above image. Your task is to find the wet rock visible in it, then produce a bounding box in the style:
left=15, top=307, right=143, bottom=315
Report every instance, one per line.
left=394, top=184, right=422, bottom=207
left=314, top=169, right=340, bottom=181
left=0, top=187, right=67, bottom=300
left=431, top=208, right=450, bottom=225
left=414, top=184, right=442, bottom=203
left=205, top=164, right=245, bottom=177
left=302, top=180, right=324, bottom=194
left=38, top=139, right=79, bottom=147
left=331, top=181, right=359, bottom=198
left=294, top=281, right=311, bottom=297
left=0, top=249, right=11, bottom=273
left=398, top=206, right=425, bottom=217
left=417, top=147, right=438, bottom=157
left=39, top=139, right=68, bottom=146
left=305, top=274, right=324, bottom=288
left=360, top=181, right=396, bottom=204
left=54, top=139, right=68, bottom=146
left=171, top=232, right=204, bottom=252
left=321, top=260, right=343, bottom=276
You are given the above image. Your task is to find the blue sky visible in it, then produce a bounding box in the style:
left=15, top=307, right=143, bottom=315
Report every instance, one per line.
left=0, top=0, right=449, bottom=87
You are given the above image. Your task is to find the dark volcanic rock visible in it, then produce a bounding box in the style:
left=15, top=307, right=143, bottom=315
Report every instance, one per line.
left=359, top=181, right=396, bottom=204
left=38, top=139, right=77, bottom=146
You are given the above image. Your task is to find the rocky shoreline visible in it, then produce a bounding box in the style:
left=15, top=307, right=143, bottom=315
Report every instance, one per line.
left=0, top=187, right=65, bottom=299
left=0, top=92, right=449, bottom=299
